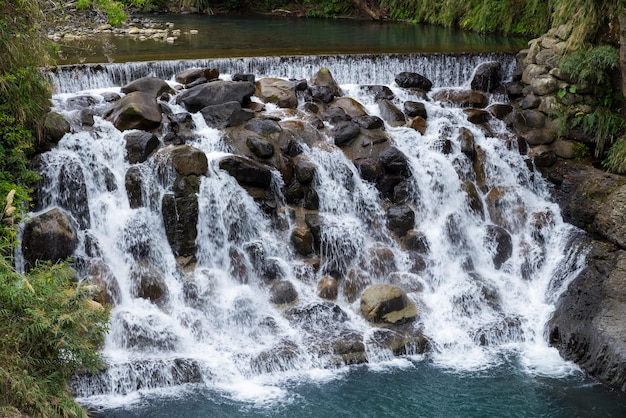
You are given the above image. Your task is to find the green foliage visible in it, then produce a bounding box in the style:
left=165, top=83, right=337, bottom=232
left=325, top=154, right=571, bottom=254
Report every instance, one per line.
left=559, top=45, right=625, bottom=161
left=0, top=251, right=110, bottom=418
left=604, top=135, right=626, bottom=173
left=303, top=0, right=353, bottom=18
left=559, top=45, right=620, bottom=87
left=381, top=0, right=551, bottom=35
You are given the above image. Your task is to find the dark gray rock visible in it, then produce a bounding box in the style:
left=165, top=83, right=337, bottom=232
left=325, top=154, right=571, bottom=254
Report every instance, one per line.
left=176, top=80, right=255, bottom=113
left=22, top=208, right=78, bottom=272
left=200, top=101, right=254, bottom=129
left=124, top=131, right=160, bottom=164
left=395, top=72, right=433, bottom=91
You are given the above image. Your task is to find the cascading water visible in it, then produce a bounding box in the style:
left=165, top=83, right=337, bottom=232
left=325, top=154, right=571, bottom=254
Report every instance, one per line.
left=29, top=53, right=592, bottom=413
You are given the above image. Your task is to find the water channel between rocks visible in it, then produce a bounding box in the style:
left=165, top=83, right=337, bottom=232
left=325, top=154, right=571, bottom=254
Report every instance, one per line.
left=33, top=24, right=626, bottom=416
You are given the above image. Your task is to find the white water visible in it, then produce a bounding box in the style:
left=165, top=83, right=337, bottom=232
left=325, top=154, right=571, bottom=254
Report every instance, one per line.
left=31, top=54, right=585, bottom=408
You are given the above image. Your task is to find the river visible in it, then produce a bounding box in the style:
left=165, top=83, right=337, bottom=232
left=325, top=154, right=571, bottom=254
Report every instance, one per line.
left=42, top=15, right=626, bottom=417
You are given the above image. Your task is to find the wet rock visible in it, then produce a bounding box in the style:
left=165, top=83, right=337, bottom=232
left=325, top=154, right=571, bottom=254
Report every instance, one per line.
left=354, top=115, right=384, bottom=129
left=360, top=84, right=395, bottom=101
left=269, top=280, right=298, bottom=305
left=308, top=85, right=335, bottom=103
left=378, top=99, right=406, bottom=126
left=485, top=225, right=513, bottom=269
left=470, top=61, right=501, bottom=93
left=329, top=97, right=368, bottom=119
left=104, top=91, right=162, bottom=132
left=487, top=103, right=513, bottom=120
left=343, top=269, right=371, bottom=303
left=246, top=135, right=275, bottom=158
left=463, top=108, right=490, bottom=124
left=432, top=89, right=489, bottom=108
left=43, top=111, right=70, bottom=143
left=294, top=157, right=317, bottom=184
left=379, top=146, right=410, bottom=176
left=318, top=276, right=338, bottom=300
left=461, top=181, right=484, bottom=218
left=125, top=165, right=144, bottom=208
left=158, top=144, right=208, bottom=176
left=255, top=78, right=298, bottom=108
left=354, top=158, right=384, bottom=182
left=321, top=107, right=349, bottom=123
left=458, top=127, right=475, bottom=159
left=485, top=186, right=526, bottom=231
left=406, top=116, right=427, bottom=134
left=594, top=184, right=626, bottom=249
left=66, top=95, right=98, bottom=110
left=21, top=208, right=78, bottom=272
left=228, top=246, right=249, bottom=284
left=232, top=73, right=255, bottom=83
left=176, top=80, right=255, bottom=113
left=401, top=230, right=429, bottom=254
left=360, top=283, right=418, bottom=325
left=404, top=101, right=427, bottom=118
left=386, top=204, right=415, bottom=237
left=333, top=121, right=361, bottom=146
left=368, top=244, right=396, bottom=277
left=395, top=72, right=433, bottom=91
left=124, top=131, right=160, bottom=164
left=549, top=240, right=626, bottom=392
left=245, top=118, right=282, bottom=136
left=309, top=67, right=342, bottom=97
left=291, top=226, right=314, bottom=256
left=162, top=192, right=198, bottom=257
left=219, top=155, right=273, bottom=189
left=199, top=101, right=254, bottom=129
left=528, top=146, right=557, bottom=167
left=369, top=328, right=429, bottom=355
left=81, top=257, right=121, bottom=305
left=121, top=76, right=174, bottom=98
left=523, top=128, right=557, bottom=146
left=130, top=261, right=168, bottom=304
left=175, top=67, right=219, bottom=85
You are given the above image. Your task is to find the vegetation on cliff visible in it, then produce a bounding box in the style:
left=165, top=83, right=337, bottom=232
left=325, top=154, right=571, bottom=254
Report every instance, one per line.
left=1, top=1, right=110, bottom=416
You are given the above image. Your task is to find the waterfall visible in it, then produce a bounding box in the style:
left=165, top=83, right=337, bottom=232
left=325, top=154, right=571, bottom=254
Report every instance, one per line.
left=26, top=53, right=586, bottom=408
left=47, top=53, right=516, bottom=94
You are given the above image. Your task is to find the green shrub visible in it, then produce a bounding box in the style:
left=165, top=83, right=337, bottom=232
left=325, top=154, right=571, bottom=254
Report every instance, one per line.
left=0, top=254, right=110, bottom=418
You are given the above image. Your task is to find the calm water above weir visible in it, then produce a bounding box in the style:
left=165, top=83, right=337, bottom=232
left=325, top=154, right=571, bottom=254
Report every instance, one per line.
left=56, top=14, right=528, bottom=64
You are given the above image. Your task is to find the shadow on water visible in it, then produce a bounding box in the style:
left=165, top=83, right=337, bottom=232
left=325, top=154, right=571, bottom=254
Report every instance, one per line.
left=56, top=14, right=529, bottom=65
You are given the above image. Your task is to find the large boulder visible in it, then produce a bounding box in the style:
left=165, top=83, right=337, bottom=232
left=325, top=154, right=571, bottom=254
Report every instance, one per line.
left=544, top=160, right=626, bottom=234
left=175, top=68, right=219, bottom=85
left=432, top=89, right=489, bottom=108
left=309, top=68, right=342, bottom=97
left=43, top=111, right=71, bottom=143
left=124, top=131, right=160, bottom=164
left=394, top=72, right=433, bottom=91
left=157, top=145, right=208, bottom=176
left=593, top=184, right=626, bottom=249
left=199, top=101, right=254, bottom=129
left=121, top=76, right=174, bottom=98
left=104, top=91, right=162, bottom=131
left=162, top=192, right=198, bottom=257
left=176, top=80, right=256, bottom=113
left=22, top=208, right=78, bottom=271
left=549, top=240, right=626, bottom=392
left=218, top=155, right=273, bottom=189
left=255, top=78, right=298, bottom=108
left=470, top=61, right=502, bottom=93
left=360, top=283, right=418, bottom=325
